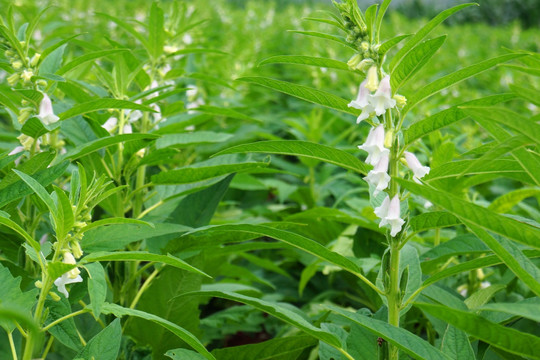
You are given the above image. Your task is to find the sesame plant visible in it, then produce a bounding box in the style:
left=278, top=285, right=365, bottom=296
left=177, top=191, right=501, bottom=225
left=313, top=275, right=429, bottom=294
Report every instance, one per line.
left=0, top=0, right=539, bottom=360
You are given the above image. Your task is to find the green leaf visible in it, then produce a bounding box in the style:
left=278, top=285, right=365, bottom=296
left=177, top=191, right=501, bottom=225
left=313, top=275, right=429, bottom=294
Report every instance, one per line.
left=167, top=349, right=208, bottom=360
left=13, top=169, right=59, bottom=225
left=472, top=114, right=540, bottom=186
left=85, top=262, right=107, bottom=318
left=40, top=34, right=82, bottom=62
left=378, top=34, right=412, bottom=55
left=155, top=132, right=233, bottom=149
left=75, top=319, right=121, bottom=360
left=404, top=54, right=525, bottom=113
left=463, top=223, right=540, bottom=297
left=458, top=135, right=533, bottom=177
left=389, top=3, right=477, bottom=71
left=81, top=251, right=211, bottom=278
left=479, top=303, right=540, bottom=323
left=409, top=211, right=460, bottom=233
left=461, top=107, right=540, bottom=146
left=510, top=84, right=540, bottom=106
left=212, top=335, right=317, bottom=360
left=96, top=13, right=148, bottom=49
left=258, top=55, right=349, bottom=71
left=152, top=161, right=268, bottom=185
left=391, top=35, right=446, bottom=93
left=191, top=105, right=262, bottom=123
left=21, top=116, right=59, bottom=138
left=45, top=298, right=82, bottom=351
left=426, top=159, right=533, bottom=184
left=402, top=94, right=515, bottom=145
left=181, top=289, right=343, bottom=350
left=416, top=303, right=540, bottom=359
left=288, top=30, right=356, bottom=50
left=56, top=134, right=159, bottom=164
left=56, top=49, right=129, bottom=75
left=82, top=223, right=191, bottom=252
left=80, top=217, right=153, bottom=233
left=58, top=99, right=156, bottom=121
left=100, top=302, right=215, bottom=360
left=54, top=185, right=74, bottom=240
left=422, top=250, right=540, bottom=289
left=47, top=262, right=76, bottom=280
left=464, top=284, right=506, bottom=309
left=0, top=263, right=38, bottom=332
left=148, top=2, right=165, bottom=60
left=327, top=305, right=452, bottom=360
left=237, top=77, right=358, bottom=116
left=489, top=188, right=540, bottom=213
left=184, top=224, right=379, bottom=294
left=396, top=179, right=540, bottom=249
left=441, top=325, right=475, bottom=360
left=215, top=140, right=370, bottom=175
left=0, top=215, right=42, bottom=261
left=375, top=0, right=392, bottom=43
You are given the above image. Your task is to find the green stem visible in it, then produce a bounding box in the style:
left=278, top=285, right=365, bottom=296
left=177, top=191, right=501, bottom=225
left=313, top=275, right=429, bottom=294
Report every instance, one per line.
left=387, top=242, right=401, bottom=360
left=22, top=276, right=52, bottom=360
left=8, top=331, right=18, bottom=360
left=42, top=309, right=90, bottom=332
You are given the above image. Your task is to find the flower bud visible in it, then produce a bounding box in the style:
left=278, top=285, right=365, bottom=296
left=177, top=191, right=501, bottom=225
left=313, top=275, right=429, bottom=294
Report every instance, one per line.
left=12, top=60, right=23, bottom=70
left=365, top=66, right=379, bottom=92
left=35, top=280, right=43, bottom=288
left=356, top=58, right=374, bottom=71
left=71, top=241, right=83, bottom=259
left=384, top=128, right=394, bottom=148
left=7, top=73, right=19, bottom=86
left=30, top=53, right=41, bottom=67
left=361, top=41, right=369, bottom=52
left=393, top=94, right=407, bottom=108
left=18, top=107, right=33, bottom=124
left=18, top=134, right=35, bottom=150
left=49, top=291, right=61, bottom=301
left=347, top=53, right=362, bottom=69
left=21, top=69, right=34, bottom=83
left=4, top=50, right=15, bottom=58
left=36, top=79, right=48, bottom=88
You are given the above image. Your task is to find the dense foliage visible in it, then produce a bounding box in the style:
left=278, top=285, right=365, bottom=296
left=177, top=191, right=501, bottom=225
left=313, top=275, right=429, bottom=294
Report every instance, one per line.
left=0, top=0, right=539, bottom=359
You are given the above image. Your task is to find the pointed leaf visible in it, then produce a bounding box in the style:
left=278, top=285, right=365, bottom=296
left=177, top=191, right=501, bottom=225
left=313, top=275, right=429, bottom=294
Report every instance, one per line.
left=327, top=305, right=452, bottom=360
left=215, top=140, right=370, bottom=175
left=85, top=262, right=107, bottom=318
left=75, top=319, right=122, bottom=360
left=237, top=77, right=359, bottom=116
left=100, top=303, right=215, bottom=360
left=416, top=303, right=540, bottom=359
left=258, top=55, right=349, bottom=71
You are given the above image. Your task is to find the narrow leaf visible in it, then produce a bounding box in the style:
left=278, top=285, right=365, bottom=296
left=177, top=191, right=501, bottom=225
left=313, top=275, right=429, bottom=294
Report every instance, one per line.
left=258, top=55, right=349, bottom=71
left=215, top=140, right=370, bottom=175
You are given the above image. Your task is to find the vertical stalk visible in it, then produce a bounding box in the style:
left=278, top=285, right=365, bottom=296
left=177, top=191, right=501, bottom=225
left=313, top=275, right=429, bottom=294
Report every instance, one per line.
left=386, top=116, right=401, bottom=360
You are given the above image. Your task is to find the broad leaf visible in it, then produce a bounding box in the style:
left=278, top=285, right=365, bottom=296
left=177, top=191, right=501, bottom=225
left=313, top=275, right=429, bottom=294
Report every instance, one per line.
left=74, top=319, right=122, bottom=360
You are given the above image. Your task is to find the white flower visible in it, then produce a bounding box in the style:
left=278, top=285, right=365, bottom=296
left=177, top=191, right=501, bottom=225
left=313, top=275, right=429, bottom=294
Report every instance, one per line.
left=358, top=125, right=389, bottom=166
left=348, top=80, right=370, bottom=109
left=37, top=93, right=59, bottom=125
left=374, top=195, right=405, bottom=237
left=364, top=153, right=390, bottom=196
left=54, top=273, right=83, bottom=298
left=54, top=251, right=82, bottom=298
left=348, top=80, right=375, bottom=123
left=123, top=124, right=133, bottom=134
left=424, top=200, right=433, bottom=209
left=404, top=151, right=430, bottom=183
left=127, top=110, right=143, bottom=123
left=370, top=76, right=396, bottom=116
left=102, top=117, right=118, bottom=133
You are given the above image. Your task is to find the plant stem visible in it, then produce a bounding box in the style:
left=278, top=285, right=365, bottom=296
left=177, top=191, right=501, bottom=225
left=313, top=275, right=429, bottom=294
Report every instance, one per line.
left=8, top=331, right=18, bottom=360
left=22, top=276, right=52, bottom=360
left=387, top=242, right=401, bottom=360
left=42, top=309, right=90, bottom=332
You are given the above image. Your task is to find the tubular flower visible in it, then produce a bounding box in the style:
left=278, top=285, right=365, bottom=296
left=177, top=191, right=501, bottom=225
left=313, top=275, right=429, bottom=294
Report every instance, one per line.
left=404, top=151, right=430, bottom=183
left=365, top=66, right=379, bottom=92
left=364, top=153, right=390, bottom=195
left=358, top=125, right=389, bottom=166
left=374, top=195, right=405, bottom=237
left=348, top=80, right=375, bottom=123
left=102, top=117, right=118, bottom=133
left=54, top=252, right=82, bottom=298
left=370, top=76, right=396, bottom=116
left=37, top=93, right=59, bottom=125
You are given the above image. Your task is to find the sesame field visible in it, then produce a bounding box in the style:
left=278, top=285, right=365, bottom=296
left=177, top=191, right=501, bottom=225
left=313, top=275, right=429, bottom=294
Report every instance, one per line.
left=0, top=0, right=539, bottom=359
